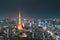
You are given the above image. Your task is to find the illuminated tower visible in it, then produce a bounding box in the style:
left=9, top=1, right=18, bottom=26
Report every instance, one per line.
left=17, top=12, right=27, bottom=37
left=17, top=12, right=23, bottom=30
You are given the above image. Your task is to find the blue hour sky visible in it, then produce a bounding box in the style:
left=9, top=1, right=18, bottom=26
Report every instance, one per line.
left=0, top=0, right=60, bottom=18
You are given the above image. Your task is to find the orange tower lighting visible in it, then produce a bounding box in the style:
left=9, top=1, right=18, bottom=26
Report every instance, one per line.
left=17, top=12, right=27, bottom=37
left=17, top=12, right=23, bottom=30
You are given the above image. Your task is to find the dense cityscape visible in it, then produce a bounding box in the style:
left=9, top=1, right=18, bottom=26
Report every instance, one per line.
left=0, top=0, right=60, bottom=40
left=0, top=12, right=60, bottom=40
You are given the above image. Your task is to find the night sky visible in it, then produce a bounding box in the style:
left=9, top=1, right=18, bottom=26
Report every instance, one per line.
left=0, top=0, right=60, bottom=18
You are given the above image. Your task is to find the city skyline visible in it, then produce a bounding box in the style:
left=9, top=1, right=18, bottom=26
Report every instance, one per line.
left=0, top=10, right=60, bottom=40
